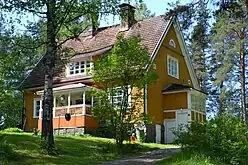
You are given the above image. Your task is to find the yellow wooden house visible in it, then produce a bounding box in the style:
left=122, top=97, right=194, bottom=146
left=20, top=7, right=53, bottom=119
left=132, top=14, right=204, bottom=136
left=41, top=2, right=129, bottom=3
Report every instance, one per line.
left=21, top=3, right=206, bottom=143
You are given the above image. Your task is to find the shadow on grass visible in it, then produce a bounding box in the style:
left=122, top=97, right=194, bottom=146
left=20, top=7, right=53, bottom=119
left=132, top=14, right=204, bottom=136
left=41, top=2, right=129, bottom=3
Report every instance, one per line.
left=4, top=133, right=162, bottom=165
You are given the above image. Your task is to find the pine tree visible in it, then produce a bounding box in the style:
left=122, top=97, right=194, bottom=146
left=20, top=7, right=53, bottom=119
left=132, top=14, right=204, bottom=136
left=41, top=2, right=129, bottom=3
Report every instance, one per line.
left=134, top=2, right=155, bottom=21
left=190, top=0, right=210, bottom=91
left=210, top=0, right=248, bottom=122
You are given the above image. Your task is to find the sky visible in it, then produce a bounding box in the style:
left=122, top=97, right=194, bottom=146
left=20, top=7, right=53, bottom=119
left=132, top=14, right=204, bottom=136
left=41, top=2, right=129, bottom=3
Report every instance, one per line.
left=99, top=0, right=190, bottom=27
left=13, top=0, right=191, bottom=31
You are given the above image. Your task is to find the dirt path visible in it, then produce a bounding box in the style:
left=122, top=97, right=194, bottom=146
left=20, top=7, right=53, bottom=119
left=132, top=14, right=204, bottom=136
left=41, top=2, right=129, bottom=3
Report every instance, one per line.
left=100, top=147, right=181, bottom=165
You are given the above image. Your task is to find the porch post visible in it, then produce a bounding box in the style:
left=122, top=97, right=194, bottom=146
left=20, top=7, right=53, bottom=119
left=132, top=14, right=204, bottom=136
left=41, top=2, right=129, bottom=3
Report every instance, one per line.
left=91, top=96, right=94, bottom=107
left=83, top=91, right=86, bottom=115
left=67, top=93, right=71, bottom=113
left=53, top=96, right=56, bottom=118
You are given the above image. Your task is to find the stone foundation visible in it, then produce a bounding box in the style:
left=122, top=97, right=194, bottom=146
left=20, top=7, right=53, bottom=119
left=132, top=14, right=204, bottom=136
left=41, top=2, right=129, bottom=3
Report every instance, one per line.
left=54, top=127, right=97, bottom=136
left=54, top=127, right=85, bottom=135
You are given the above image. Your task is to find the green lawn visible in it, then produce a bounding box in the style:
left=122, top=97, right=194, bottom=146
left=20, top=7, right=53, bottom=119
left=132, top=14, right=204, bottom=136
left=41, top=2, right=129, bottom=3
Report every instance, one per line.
left=156, top=151, right=224, bottom=165
left=1, top=132, right=171, bottom=165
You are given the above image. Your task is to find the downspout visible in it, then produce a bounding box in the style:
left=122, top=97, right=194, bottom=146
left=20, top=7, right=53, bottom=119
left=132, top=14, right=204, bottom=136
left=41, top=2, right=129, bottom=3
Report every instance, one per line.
left=22, top=91, right=26, bottom=131
left=144, top=85, right=148, bottom=114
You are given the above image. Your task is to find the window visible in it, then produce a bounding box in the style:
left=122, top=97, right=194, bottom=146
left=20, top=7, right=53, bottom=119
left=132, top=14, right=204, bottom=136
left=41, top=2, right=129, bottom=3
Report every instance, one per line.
left=109, top=87, right=131, bottom=108
left=169, top=39, right=176, bottom=48
left=56, top=94, right=68, bottom=107
left=191, top=94, right=206, bottom=112
left=167, top=56, right=179, bottom=79
left=68, top=60, right=92, bottom=76
left=33, top=98, right=41, bottom=118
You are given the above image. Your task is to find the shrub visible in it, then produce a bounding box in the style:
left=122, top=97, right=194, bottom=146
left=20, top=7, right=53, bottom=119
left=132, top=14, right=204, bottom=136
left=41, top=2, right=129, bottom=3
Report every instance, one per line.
left=174, top=113, right=248, bottom=165
left=0, top=134, right=15, bottom=163
left=3, top=127, right=23, bottom=133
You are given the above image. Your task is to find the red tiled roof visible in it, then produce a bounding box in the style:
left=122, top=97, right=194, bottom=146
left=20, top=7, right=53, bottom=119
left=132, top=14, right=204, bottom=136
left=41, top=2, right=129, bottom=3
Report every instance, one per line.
left=21, top=15, right=170, bottom=89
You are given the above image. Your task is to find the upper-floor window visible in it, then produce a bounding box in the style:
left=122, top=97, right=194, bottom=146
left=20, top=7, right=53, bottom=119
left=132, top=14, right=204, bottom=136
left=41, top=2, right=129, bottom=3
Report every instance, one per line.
left=169, top=39, right=176, bottom=48
left=69, top=60, right=93, bottom=76
left=167, top=55, right=179, bottom=79
left=33, top=98, right=41, bottom=118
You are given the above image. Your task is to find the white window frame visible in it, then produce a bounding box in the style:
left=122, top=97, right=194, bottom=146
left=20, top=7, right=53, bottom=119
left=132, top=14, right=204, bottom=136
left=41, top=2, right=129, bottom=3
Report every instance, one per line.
left=68, top=58, right=93, bottom=76
left=109, top=86, right=131, bottom=108
left=167, top=55, right=179, bottom=79
left=33, top=98, right=42, bottom=118
left=169, top=39, right=176, bottom=48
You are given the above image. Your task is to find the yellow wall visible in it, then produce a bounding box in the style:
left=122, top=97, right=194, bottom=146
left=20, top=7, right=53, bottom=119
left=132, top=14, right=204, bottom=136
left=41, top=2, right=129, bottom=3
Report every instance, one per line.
left=147, top=25, right=192, bottom=124
left=24, top=91, right=40, bottom=131
left=163, top=92, right=188, bottom=110
left=163, top=112, right=176, bottom=119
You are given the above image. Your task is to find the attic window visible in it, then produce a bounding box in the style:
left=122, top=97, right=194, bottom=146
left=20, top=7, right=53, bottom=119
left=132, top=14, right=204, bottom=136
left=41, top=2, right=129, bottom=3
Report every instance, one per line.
left=68, top=60, right=93, bottom=76
left=167, top=55, right=179, bottom=79
left=169, top=39, right=176, bottom=48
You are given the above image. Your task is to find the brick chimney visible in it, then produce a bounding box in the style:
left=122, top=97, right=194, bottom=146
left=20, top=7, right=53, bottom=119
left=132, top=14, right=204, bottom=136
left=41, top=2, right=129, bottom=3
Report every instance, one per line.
left=119, top=3, right=136, bottom=29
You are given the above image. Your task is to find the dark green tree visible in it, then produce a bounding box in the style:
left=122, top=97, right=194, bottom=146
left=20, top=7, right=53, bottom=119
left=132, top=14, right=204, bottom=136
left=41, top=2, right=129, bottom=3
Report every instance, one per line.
left=209, top=0, right=248, bottom=122
left=92, top=35, right=157, bottom=149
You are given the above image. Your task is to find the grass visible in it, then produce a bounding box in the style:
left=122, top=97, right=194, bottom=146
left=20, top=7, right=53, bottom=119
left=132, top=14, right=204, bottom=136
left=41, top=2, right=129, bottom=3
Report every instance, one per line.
left=0, top=131, right=171, bottom=165
left=156, top=151, right=224, bottom=165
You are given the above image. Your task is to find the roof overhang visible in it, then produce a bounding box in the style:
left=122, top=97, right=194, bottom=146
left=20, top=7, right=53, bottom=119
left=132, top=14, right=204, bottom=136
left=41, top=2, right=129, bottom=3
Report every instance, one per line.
left=69, top=46, right=113, bottom=61
left=162, top=87, right=207, bottom=95
left=36, top=83, right=96, bottom=95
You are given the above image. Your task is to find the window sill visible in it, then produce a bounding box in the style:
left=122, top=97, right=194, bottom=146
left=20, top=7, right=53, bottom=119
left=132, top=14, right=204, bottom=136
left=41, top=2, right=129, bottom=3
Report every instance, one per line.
left=66, top=74, right=93, bottom=78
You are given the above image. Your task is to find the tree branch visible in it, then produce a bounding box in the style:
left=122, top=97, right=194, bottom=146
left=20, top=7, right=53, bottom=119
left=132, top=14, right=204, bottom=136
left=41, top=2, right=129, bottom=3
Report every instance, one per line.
left=56, top=25, right=90, bottom=48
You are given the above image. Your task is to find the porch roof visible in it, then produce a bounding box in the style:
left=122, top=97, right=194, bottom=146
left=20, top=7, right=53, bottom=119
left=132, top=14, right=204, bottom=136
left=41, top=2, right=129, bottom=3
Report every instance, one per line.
left=37, top=83, right=95, bottom=95
left=162, top=83, right=207, bottom=95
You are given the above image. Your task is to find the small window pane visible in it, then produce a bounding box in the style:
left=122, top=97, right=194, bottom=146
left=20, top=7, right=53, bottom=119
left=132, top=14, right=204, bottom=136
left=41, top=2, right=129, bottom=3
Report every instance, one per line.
left=168, top=56, right=179, bottom=78
left=169, top=39, right=176, bottom=47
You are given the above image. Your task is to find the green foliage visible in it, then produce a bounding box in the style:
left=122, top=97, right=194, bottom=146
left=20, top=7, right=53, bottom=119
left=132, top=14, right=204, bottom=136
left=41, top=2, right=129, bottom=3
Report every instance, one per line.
left=0, top=133, right=15, bottom=164
left=157, top=150, right=224, bottom=165
left=0, top=132, right=170, bottom=164
left=174, top=114, right=248, bottom=164
left=3, top=127, right=23, bottom=133
left=92, top=35, right=158, bottom=148
left=40, top=138, right=58, bottom=155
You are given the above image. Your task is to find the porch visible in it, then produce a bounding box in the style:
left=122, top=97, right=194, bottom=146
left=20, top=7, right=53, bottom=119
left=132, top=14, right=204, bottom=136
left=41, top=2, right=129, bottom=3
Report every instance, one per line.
left=36, top=83, right=99, bottom=131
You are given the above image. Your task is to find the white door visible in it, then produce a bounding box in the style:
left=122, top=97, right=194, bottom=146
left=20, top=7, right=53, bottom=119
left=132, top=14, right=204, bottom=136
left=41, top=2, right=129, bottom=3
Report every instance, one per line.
left=177, top=111, right=189, bottom=131
left=156, top=124, right=161, bottom=143
left=164, top=119, right=176, bottom=143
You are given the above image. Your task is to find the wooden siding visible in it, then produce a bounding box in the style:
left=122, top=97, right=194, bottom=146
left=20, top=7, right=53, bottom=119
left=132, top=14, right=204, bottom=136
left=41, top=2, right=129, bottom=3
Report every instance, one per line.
left=163, top=112, right=176, bottom=119
left=24, top=91, right=40, bottom=132
left=163, top=92, right=188, bottom=110
left=147, top=26, right=192, bottom=124
left=38, top=115, right=98, bottom=131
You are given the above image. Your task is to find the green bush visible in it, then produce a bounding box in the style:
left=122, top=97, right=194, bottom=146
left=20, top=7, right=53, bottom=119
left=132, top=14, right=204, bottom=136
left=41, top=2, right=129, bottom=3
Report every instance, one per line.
left=174, top=113, right=248, bottom=165
left=0, top=134, right=15, bottom=163
left=3, top=127, right=23, bottom=133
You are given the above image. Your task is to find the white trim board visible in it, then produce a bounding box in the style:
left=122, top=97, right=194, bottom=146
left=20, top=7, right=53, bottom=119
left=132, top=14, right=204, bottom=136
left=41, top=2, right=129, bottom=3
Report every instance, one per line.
left=146, top=16, right=173, bottom=71
left=172, top=19, right=200, bottom=90
left=163, top=109, right=188, bottom=112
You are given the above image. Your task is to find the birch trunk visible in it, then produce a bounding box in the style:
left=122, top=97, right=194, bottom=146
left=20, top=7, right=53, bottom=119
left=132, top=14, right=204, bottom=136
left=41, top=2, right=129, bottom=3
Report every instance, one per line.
left=42, top=0, right=56, bottom=148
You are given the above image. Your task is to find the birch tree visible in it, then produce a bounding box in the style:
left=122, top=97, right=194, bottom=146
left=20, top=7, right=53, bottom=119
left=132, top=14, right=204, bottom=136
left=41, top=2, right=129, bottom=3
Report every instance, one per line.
left=3, top=0, right=120, bottom=152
